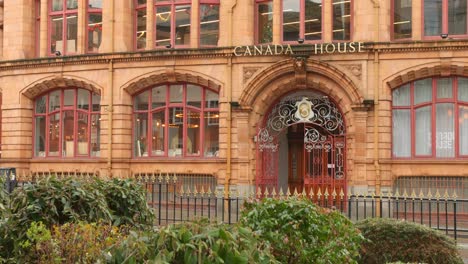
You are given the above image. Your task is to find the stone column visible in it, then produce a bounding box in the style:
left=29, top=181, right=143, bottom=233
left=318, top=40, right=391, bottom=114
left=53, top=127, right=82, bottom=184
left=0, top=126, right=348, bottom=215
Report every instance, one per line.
left=114, top=1, right=133, bottom=52
left=412, top=0, right=422, bottom=40
left=146, top=1, right=154, bottom=50
left=77, top=0, right=86, bottom=54
left=39, top=0, right=48, bottom=57
left=190, top=0, right=199, bottom=48
left=3, top=0, right=36, bottom=59
left=272, top=0, right=281, bottom=44
left=323, top=0, right=332, bottom=42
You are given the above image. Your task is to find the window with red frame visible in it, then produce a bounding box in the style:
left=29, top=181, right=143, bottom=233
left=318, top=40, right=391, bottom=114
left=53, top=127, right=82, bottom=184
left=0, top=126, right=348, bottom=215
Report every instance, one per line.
left=392, top=77, right=468, bottom=158
left=392, top=0, right=412, bottom=40
left=87, top=0, right=102, bottom=52
left=50, top=0, right=78, bottom=55
left=424, top=0, right=468, bottom=37
left=135, top=0, right=147, bottom=50
left=199, top=0, right=220, bottom=46
left=133, top=84, right=219, bottom=158
left=256, top=0, right=273, bottom=44
left=34, top=88, right=101, bottom=158
left=155, top=0, right=191, bottom=48
left=332, top=0, right=351, bottom=40
left=282, top=0, right=323, bottom=42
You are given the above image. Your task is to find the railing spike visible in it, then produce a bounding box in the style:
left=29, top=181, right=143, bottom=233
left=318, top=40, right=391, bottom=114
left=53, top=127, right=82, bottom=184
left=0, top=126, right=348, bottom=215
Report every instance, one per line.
left=435, top=189, right=441, bottom=200
left=443, top=189, right=449, bottom=200
left=286, top=187, right=292, bottom=197
left=339, top=188, right=345, bottom=199
left=173, top=173, right=178, bottom=183
left=317, top=188, right=322, bottom=198
left=257, top=186, right=262, bottom=198
left=165, top=173, right=170, bottom=184
left=308, top=187, right=315, bottom=199
left=200, top=186, right=206, bottom=196
left=402, top=189, right=408, bottom=200
left=302, top=188, right=307, bottom=198
left=158, top=173, right=163, bottom=183
left=411, top=190, right=417, bottom=200
left=332, top=189, right=337, bottom=199
left=387, top=189, right=393, bottom=198
left=293, top=187, right=299, bottom=197
left=427, top=189, right=433, bottom=199
left=271, top=188, right=277, bottom=198
left=419, top=189, right=425, bottom=200
left=264, top=187, right=270, bottom=197
left=452, top=189, right=458, bottom=200
left=179, top=185, right=185, bottom=196
left=324, top=188, right=329, bottom=198
left=207, top=186, right=212, bottom=197
left=395, top=189, right=400, bottom=198
left=279, top=187, right=285, bottom=198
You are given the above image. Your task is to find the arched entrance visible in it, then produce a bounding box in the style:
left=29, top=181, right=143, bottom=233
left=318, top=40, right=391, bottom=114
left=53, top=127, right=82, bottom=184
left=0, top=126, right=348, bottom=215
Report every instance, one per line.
left=256, top=91, right=346, bottom=197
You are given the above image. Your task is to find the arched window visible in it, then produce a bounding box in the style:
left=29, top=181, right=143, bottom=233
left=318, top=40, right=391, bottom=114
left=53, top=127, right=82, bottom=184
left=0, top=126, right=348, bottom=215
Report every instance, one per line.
left=133, top=83, right=219, bottom=158
left=50, top=0, right=78, bottom=55
left=34, top=88, right=101, bottom=158
left=87, top=0, right=103, bottom=52
left=392, top=77, right=468, bottom=158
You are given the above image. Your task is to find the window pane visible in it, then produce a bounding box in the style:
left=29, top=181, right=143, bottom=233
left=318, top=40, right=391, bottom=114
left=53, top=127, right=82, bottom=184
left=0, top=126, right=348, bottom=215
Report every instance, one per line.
left=134, top=90, right=149, bottom=111
left=152, top=85, right=167, bottom=109
left=204, top=111, right=219, bottom=157
left=67, top=0, right=78, bottom=10
left=392, top=84, right=410, bottom=106
left=49, top=90, right=61, bottom=112
left=460, top=106, right=468, bottom=156
left=169, top=107, right=183, bottom=157
left=459, top=78, right=468, bottom=102
left=332, top=0, right=351, bottom=40
left=66, top=14, right=78, bottom=53
left=78, top=89, right=89, bottom=110
left=436, top=103, right=455, bottom=157
left=88, top=0, right=102, bottom=9
left=138, top=0, right=146, bottom=4
left=283, top=0, right=300, bottom=41
left=414, top=79, right=432, bottom=104
left=134, top=113, right=148, bottom=157
left=49, top=113, right=60, bottom=156
left=175, top=5, right=191, bottom=45
left=51, top=15, right=63, bottom=54
left=156, top=6, right=171, bottom=47
left=64, top=89, right=74, bottom=107
left=169, top=85, right=183, bottom=104
left=91, top=114, right=100, bottom=157
left=200, top=4, right=219, bottom=46
left=152, top=111, right=165, bottom=156
left=35, top=95, right=46, bottom=114
left=257, top=2, right=273, bottom=43
left=52, top=0, right=63, bottom=11
left=393, top=0, right=412, bottom=39
left=186, top=110, right=200, bottom=155
left=205, top=89, right=219, bottom=108
left=137, top=9, right=147, bottom=49
left=35, top=116, right=46, bottom=157
left=437, top=78, right=453, bottom=99
left=424, top=0, right=442, bottom=36
left=77, top=112, right=89, bottom=155
left=88, top=13, right=102, bottom=52
left=415, top=106, right=432, bottom=155
left=448, top=0, right=467, bottom=35
left=393, top=109, right=411, bottom=157
left=305, top=0, right=322, bottom=40
left=187, top=85, right=201, bottom=108
left=92, top=93, right=100, bottom=112
left=62, top=110, right=75, bottom=157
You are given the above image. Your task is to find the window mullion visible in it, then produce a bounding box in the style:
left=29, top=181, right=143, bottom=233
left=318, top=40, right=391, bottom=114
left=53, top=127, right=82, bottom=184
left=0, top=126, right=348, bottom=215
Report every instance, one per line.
left=182, top=84, right=187, bottom=157
left=455, top=78, right=460, bottom=158
left=148, top=89, right=153, bottom=157
left=410, top=81, right=415, bottom=158
left=442, top=0, right=448, bottom=34
left=432, top=78, right=436, bottom=157
left=300, top=0, right=305, bottom=38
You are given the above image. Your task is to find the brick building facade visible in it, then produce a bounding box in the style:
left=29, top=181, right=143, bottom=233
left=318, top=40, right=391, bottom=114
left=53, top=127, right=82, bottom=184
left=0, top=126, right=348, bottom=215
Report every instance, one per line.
left=0, top=0, right=467, bottom=195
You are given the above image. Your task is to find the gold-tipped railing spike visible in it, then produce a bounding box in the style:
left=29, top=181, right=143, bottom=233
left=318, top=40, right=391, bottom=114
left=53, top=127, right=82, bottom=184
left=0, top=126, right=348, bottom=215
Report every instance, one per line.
left=271, top=188, right=277, bottom=198
left=165, top=173, right=171, bottom=184
left=286, top=187, right=292, bottom=197
left=317, top=188, right=322, bottom=199
left=435, top=189, right=441, bottom=200
left=339, top=188, right=345, bottom=199
left=452, top=190, right=458, bottom=200
left=427, top=189, right=433, bottom=199
left=179, top=185, right=185, bottom=196
left=411, top=190, right=417, bottom=200
left=371, top=192, right=376, bottom=199
left=308, top=187, right=315, bottom=199
left=293, top=187, right=299, bottom=197
left=332, top=189, right=337, bottom=200
left=302, top=188, right=307, bottom=198
left=402, top=189, right=408, bottom=200
left=207, top=186, right=213, bottom=197
left=395, top=189, right=400, bottom=199
left=419, top=190, right=425, bottom=200
left=173, top=173, right=178, bottom=184
left=279, top=187, right=285, bottom=199
left=324, top=188, right=329, bottom=199
left=264, top=187, right=270, bottom=197
left=257, top=186, right=262, bottom=198
left=216, top=188, right=223, bottom=198
left=158, top=173, right=163, bottom=183
left=443, top=189, right=450, bottom=200
left=150, top=173, right=156, bottom=183
left=200, top=186, right=206, bottom=196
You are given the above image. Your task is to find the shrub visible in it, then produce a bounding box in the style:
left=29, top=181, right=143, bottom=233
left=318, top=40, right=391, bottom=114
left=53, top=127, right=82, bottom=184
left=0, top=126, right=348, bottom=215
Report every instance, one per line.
left=105, top=220, right=279, bottom=263
left=96, top=178, right=154, bottom=227
left=356, top=218, right=463, bottom=264
left=239, top=198, right=364, bottom=264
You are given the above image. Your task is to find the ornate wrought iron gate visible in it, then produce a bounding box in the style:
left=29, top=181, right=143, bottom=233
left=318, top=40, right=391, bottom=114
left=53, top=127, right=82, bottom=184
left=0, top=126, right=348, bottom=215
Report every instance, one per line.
left=256, top=92, right=346, bottom=196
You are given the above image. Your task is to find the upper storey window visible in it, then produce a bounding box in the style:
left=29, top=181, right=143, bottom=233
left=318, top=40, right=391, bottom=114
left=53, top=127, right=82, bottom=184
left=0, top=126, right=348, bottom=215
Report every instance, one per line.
left=155, top=0, right=192, bottom=48
left=87, top=0, right=102, bottom=52
left=50, top=0, right=78, bottom=55
left=135, top=0, right=147, bottom=50
left=34, top=88, right=101, bottom=158
left=392, top=0, right=412, bottom=40
left=199, top=2, right=220, bottom=46
left=133, top=84, right=219, bottom=158
left=332, top=0, right=351, bottom=40
left=282, top=0, right=323, bottom=42
left=256, top=0, right=273, bottom=44
left=392, top=77, right=468, bottom=158
left=424, top=0, right=468, bottom=37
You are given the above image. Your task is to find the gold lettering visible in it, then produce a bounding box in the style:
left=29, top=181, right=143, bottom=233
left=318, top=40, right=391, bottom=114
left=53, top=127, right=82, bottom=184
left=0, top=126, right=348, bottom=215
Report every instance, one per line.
left=348, top=42, right=356, bottom=52
left=244, top=46, right=252, bottom=56
left=233, top=46, right=243, bottom=56
left=358, top=42, right=365, bottom=52
left=337, top=43, right=347, bottom=53
left=325, top=43, right=336, bottom=53
left=275, top=45, right=284, bottom=55
left=254, top=45, right=263, bottom=55
left=314, top=44, right=323, bottom=54
left=265, top=45, right=273, bottom=55
left=284, top=45, right=294, bottom=55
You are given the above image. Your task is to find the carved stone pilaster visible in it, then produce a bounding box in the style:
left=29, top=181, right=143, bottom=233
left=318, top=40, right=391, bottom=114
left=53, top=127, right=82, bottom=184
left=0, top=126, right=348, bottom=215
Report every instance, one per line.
left=293, top=57, right=307, bottom=89
left=339, top=64, right=362, bottom=80
left=243, top=67, right=261, bottom=83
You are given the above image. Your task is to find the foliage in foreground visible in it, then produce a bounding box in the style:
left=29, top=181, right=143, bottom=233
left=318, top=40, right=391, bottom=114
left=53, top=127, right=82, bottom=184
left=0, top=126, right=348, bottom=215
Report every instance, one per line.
left=105, top=219, right=279, bottom=264
left=356, top=218, right=463, bottom=264
left=240, top=197, right=364, bottom=264
left=0, top=176, right=153, bottom=260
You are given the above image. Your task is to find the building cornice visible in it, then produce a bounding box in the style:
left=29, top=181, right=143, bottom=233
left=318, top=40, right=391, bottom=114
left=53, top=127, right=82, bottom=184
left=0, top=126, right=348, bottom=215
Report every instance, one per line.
left=0, top=40, right=468, bottom=71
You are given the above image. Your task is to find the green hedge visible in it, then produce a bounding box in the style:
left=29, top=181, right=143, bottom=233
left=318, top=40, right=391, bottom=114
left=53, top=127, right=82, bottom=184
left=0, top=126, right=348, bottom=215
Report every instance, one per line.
left=240, top=198, right=364, bottom=264
left=356, top=218, right=463, bottom=264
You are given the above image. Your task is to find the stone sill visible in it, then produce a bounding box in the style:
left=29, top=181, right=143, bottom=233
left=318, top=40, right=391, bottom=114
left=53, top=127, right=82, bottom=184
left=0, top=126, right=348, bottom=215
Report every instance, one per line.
left=381, top=159, right=468, bottom=165
left=129, top=158, right=226, bottom=164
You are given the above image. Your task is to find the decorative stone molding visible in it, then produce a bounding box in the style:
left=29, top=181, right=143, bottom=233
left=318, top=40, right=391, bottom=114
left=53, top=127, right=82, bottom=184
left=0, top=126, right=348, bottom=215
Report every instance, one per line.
left=243, top=67, right=262, bottom=83
left=339, top=64, right=362, bottom=80
left=294, top=56, right=307, bottom=89
left=23, top=77, right=101, bottom=99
